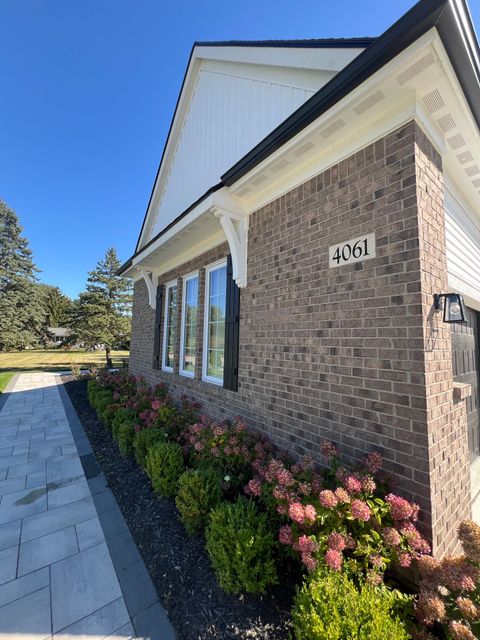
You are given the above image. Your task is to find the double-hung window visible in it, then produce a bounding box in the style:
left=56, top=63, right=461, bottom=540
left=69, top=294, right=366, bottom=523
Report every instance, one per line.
left=162, top=281, right=177, bottom=371
left=203, top=261, right=227, bottom=385
left=180, top=272, right=199, bottom=377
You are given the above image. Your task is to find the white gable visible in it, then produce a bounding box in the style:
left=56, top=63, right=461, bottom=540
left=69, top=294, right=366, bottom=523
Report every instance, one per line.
left=140, top=44, right=368, bottom=247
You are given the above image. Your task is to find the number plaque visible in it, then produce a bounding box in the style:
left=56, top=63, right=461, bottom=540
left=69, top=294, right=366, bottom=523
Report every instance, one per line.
left=329, top=233, right=376, bottom=268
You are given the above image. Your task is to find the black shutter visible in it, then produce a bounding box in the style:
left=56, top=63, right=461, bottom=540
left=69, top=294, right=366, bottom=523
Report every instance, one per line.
left=223, top=255, right=240, bottom=391
left=152, top=284, right=163, bottom=370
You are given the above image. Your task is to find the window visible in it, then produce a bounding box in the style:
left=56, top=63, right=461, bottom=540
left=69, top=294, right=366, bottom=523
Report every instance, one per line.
left=162, top=281, right=177, bottom=371
left=203, top=261, right=227, bottom=384
left=180, top=273, right=199, bottom=377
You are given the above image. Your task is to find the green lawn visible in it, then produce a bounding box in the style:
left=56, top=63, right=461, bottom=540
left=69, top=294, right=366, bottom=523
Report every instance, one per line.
left=0, top=350, right=129, bottom=373
left=0, top=372, right=14, bottom=393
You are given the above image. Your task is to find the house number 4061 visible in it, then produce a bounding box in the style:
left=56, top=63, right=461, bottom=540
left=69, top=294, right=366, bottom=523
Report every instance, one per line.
left=328, top=232, right=376, bottom=268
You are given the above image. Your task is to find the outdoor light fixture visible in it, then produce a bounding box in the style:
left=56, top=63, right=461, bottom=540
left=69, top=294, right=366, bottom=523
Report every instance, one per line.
left=433, top=293, right=466, bottom=324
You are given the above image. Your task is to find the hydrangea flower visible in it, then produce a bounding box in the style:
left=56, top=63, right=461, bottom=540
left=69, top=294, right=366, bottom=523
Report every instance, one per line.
left=325, top=548, right=343, bottom=571
left=351, top=499, right=371, bottom=521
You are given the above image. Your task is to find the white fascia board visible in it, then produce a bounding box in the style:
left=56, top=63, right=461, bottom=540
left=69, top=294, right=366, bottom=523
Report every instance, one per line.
left=194, top=45, right=366, bottom=72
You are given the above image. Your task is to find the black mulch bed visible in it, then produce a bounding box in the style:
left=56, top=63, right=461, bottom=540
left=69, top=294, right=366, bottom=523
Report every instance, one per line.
left=63, top=378, right=294, bottom=640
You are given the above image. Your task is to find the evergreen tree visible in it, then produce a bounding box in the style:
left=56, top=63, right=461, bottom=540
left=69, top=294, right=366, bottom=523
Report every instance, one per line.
left=41, top=285, right=73, bottom=327
left=0, top=200, right=45, bottom=350
left=72, top=248, right=132, bottom=366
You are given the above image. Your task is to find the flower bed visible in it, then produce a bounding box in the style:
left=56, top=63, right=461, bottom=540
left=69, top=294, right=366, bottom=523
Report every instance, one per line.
left=78, top=369, right=480, bottom=639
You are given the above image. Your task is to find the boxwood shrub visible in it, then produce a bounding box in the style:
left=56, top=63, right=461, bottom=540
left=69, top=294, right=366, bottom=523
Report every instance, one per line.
left=175, top=468, right=222, bottom=534
left=291, top=568, right=412, bottom=640
left=133, top=428, right=166, bottom=469
left=145, top=442, right=185, bottom=497
left=205, top=496, right=277, bottom=594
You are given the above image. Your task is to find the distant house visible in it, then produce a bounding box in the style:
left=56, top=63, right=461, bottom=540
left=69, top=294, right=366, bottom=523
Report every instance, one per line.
left=47, top=327, right=70, bottom=346
left=119, top=0, right=480, bottom=557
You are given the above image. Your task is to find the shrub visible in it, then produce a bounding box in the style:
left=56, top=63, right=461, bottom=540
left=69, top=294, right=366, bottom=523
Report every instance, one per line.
left=291, top=568, right=412, bottom=640
left=251, top=442, right=429, bottom=579
left=176, top=468, right=222, bottom=534
left=183, top=416, right=274, bottom=493
left=205, top=496, right=277, bottom=594
left=134, top=428, right=166, bottom=469
left=416, top=520, right=480, bottom=640
left=117, top=423, right=136, bottom=457
left=111, top=407, right=136, bottom=441
left=145, top=442, right=185, bottom=497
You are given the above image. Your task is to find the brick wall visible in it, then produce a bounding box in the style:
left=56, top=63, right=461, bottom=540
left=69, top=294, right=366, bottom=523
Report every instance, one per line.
left=129, top=121, right=471, bottom=553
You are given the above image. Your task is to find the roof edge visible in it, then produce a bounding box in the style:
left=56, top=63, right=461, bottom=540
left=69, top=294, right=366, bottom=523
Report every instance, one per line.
left=193, top=38, right=377, bottom=48
left=118, top=183, right=223, bottom=276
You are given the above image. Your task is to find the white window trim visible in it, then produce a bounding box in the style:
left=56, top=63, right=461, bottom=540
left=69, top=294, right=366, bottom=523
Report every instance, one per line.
left=179, top=271, right=199, bottom=378
left=162, top=280, right=177, bottom=372
left=202, top=259, right=227, bottom=386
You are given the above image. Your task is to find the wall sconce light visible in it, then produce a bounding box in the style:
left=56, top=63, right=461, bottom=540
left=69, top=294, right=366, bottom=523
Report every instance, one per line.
left=433, top=293, right=466, bottom=323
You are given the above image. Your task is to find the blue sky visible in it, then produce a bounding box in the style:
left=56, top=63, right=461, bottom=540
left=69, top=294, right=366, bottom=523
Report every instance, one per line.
left=1, top=0, right=479, bottom=299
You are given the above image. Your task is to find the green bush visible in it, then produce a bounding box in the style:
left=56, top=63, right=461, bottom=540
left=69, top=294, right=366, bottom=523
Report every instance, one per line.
left=175, top=469, right=222, bottom=534
left=111, top=407, right=136, bottom=441
left=133, top=428, right=166, bottom=469
left=87, top=379, right=99, bottom=403
left=291, top=568, right=411, bottom=640
left=205, top=496, right=277, bottom=594
left=145, top=442, right=185, bottom=497
left=117, top=423, right=136, bottom=457
left=100, top=403, right=120, bottom=429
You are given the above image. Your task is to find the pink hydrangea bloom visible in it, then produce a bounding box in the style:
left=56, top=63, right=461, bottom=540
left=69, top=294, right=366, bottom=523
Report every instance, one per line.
left=296, top=535, right=318, bottom=555
left=327, top=532, right=346, bottom=551
left=276, top=468, right=294, bottom=487
left=351, top=499, right=371, bottom=521
left=301, top=553, right=318, bottom=573
left=416, top=591, right=447, bottom=626
left=325, top=548, right=343, bottom=571
left=386, top=494, right=419, bottom=522
left=361, top=476, right=376, bottom=494
left=320, top=441, right=338, bottom=459
left=448, top=622, right=476, bottom=640
left=278, top=525, right=293, bottom=546
left=303, top=504, right=317, bottom=523
left=401, top=523, right=430, bottom=554
left=344, top=474, right=362, bottom=494
left=383, top=527, right=402, bottom=547
left=334, top=487, right=350, bottom=504
left=151, top=399, right=162, bottom=410
left=397, top=552, right=412, bottom=568
left=247, top=478, right=262, bottom=497
left=364, top=451, right=383, bottom=474
left=288, top=502, right=305, bottom=524
left=319, top=490, right=338, bottom=509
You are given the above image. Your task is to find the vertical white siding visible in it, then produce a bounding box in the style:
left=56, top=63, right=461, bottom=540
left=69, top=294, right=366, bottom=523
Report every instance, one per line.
left=150, top=69, right=314, bottom=237
left=445, top=186, right=480, bottom=306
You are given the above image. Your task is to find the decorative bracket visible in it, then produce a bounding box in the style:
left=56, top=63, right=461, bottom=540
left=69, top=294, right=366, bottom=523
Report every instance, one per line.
left=212, top=207, right=249, bottom=288
left=139, top=270, right=159, bottom=309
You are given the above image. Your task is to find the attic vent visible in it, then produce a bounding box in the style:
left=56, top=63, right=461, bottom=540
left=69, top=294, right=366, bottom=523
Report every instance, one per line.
left=353, top=90, right=385, bottom=115
left=437, top=114, right=456, bottom=133
left=270, top=159, right=290, bottom=173
left=320, top=118, right=346, bottom=139
left=473, top=178, right=480, bottom=188
left=465, top=165, right=480, bottom=177
left=396, top=52, right=435, bottom=85
left=251, top=173, right=268, bottom=186
left=292, top=141, right=315, bottom=157
left=457, top=151, right=474, bottom=164
left=423, top=89, right=445, bottom=113
left=447, top=133, right=466, bottom=150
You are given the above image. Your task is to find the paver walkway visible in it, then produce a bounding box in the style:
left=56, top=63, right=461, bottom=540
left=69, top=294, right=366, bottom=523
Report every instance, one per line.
left=0, top=372, right=175, bottom=640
